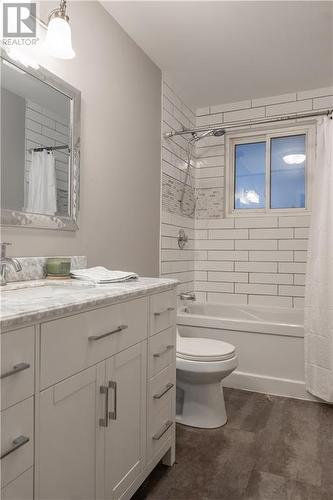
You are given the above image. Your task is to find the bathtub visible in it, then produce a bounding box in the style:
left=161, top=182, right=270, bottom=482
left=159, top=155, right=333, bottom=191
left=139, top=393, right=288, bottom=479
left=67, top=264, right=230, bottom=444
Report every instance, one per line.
left=177, top=302, right=312, bottom=400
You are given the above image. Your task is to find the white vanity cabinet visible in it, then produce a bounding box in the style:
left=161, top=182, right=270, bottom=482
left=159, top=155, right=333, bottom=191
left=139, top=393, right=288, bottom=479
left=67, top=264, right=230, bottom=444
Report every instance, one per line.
left=1, top=285, right=177, bottom=500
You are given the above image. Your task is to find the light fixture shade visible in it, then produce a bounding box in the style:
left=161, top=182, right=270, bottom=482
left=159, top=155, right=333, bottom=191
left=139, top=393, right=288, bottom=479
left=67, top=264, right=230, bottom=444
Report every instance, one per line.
left=46, top=17, right=75, bottom=59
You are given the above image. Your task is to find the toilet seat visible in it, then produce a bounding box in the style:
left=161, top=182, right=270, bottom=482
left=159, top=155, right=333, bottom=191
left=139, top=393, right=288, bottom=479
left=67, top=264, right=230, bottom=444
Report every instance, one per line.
left=177, top=336, right=236, bottom=362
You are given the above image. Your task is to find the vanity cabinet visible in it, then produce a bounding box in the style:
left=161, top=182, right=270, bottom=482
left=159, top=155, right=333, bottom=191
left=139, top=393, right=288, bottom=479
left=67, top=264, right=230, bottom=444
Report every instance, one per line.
left=1, top=287, right=176, bottom=500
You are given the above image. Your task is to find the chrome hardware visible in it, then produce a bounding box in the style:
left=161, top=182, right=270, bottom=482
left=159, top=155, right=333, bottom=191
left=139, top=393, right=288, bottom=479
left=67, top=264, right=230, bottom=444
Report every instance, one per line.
left=153, top=382, right=174, bottom=400
left=153, top=345, right=174, bottom=358
left=99, top=385, right=109, bottom=427
left=0, top=362, right=30, bottom=380
left=108, top=381, right=117, bottom=420
left=179, top=292, right=196, bottom=301
left=177, top=229, right=188, bottom=250
left=0, top=435, right=29, bottom=459
left=0, top=242, right=22, bottom=286
left=152, top=420, right=173, bottom=440
left=154, top=307, right=175, bottom=317
left=88, top=325, right=128, bottom=341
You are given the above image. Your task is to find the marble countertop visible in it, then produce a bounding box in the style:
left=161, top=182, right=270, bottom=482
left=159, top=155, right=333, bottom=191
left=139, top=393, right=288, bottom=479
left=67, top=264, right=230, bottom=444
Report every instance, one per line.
left=0, top=277, right=178, bottom=331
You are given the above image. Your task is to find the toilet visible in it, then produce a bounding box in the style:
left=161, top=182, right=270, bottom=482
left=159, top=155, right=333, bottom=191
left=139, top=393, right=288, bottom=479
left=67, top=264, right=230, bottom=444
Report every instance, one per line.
left=176, top=329, right=238, bottom=429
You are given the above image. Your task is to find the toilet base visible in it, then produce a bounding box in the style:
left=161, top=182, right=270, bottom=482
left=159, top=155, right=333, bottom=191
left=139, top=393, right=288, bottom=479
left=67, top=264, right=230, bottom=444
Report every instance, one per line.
left=176, top=378, right=227, bottom=429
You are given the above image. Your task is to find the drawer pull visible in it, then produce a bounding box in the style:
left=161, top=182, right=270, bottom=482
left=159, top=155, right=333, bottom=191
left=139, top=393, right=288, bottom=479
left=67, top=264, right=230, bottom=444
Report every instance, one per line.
left=88, top=324, right=128, bottom=341
left=0, top=435, right=30, bottom=460
left=154, top=307, right=175, bottom=317
left=153, top=420, right=173, bottom=441
left=153, top=382, right=174, bottom=400
left=99, top=385, right=109, bottom=427
left=153, top=345, right=174, bottom=358
left=0, top=362, right=30, bottom=380
left=108, top=381, right=117, bottom=420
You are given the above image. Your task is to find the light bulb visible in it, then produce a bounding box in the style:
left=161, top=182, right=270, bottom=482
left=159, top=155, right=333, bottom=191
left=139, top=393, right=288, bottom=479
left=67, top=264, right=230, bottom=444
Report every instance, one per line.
left=46, top=16, right=75, bottom=59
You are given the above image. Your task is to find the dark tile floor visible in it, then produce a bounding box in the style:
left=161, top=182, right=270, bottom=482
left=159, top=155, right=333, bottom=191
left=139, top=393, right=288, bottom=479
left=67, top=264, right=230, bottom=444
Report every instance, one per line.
left=132, top=388, right=333, bottom=500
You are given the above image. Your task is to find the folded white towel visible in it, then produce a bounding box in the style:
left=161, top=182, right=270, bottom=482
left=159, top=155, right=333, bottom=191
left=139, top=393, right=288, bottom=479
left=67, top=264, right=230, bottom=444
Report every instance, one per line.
left=71, top=266, right=139, bottom=284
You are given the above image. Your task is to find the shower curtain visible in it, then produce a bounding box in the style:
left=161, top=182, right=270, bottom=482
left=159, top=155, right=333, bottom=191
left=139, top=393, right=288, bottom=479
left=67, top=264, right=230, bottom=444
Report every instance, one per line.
left=25, top=150, right=57, bottom=215
left=305, top=116, right=333, bottom=402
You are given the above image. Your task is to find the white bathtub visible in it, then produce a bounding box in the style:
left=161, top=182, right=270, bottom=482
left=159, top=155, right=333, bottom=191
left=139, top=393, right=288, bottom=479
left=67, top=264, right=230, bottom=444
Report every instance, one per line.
left=177, top=302, right=312, bottom=400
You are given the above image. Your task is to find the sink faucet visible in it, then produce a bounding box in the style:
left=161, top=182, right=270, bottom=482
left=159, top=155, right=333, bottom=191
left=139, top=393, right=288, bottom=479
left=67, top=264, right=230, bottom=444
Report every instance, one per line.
left=0, top=242, right=22, bottom=286
left=179, top=292, right=196, bottom=301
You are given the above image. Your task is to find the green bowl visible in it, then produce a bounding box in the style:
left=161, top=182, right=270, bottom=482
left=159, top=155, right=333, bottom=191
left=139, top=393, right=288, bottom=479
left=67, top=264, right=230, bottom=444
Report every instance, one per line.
left=46, top=257, right=71, bottom=277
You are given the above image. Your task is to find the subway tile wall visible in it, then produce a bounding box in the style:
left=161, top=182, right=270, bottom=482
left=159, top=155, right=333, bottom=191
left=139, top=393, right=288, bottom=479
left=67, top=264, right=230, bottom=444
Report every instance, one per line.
left=161, top=82, right=333, bottom=307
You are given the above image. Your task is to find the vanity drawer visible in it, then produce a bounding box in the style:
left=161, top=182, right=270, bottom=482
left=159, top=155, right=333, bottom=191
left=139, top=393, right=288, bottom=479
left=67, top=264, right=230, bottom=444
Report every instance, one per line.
left=149, top=364, right=176, bottom=420
left=1, top=467, right=33, bottom=500
left=149, top=327, right=176, bottom=378
left=40, top=297, right=148, bottom=389
left=150, top=290, right=176, bottom=336
left=1, top=327, right=34, bottom=411
left=1, top=397, right=34, bottom=488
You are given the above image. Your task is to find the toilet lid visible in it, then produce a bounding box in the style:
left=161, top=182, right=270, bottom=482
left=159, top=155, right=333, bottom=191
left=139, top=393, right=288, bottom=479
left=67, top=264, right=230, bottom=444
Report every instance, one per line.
left=177, top=336, right=236, bottom=362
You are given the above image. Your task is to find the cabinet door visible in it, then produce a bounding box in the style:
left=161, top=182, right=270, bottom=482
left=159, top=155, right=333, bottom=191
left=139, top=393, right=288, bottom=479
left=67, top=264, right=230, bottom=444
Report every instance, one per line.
left=1, top=467, right=33, bottom=500
left=105, top=342, right=147, bottom=500
left=38, top=364, right=105, bottom=500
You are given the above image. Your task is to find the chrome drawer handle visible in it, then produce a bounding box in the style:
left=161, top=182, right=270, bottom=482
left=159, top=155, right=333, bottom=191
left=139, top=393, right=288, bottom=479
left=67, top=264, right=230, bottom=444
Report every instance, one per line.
left=153, top=345, right=174, bottom=358
left=0, top=435, right=30, bottom=460
left=99, top=385, right=109, bottom=427
left=154, top=307, right=175, bottom=317
left=88, top=325, right=128, bottom=341
left=108, top=381, right=117, bottom=420
left=0, top=362, right=30, bottom=380
left=153, top=382, right=174, bottom=400
left=153, top=420, right=173, bottom=441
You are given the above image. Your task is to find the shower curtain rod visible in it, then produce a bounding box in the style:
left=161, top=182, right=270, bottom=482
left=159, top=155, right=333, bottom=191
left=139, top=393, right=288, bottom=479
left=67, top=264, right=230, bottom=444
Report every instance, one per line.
left=29, top=145, right=70, bottom=153
left=165, top=108, right=333, bottom=139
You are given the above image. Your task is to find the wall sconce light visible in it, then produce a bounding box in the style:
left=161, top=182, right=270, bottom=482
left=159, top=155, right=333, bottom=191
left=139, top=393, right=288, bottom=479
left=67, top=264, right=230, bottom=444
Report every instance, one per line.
left=45, top=0, right=75, bottom=59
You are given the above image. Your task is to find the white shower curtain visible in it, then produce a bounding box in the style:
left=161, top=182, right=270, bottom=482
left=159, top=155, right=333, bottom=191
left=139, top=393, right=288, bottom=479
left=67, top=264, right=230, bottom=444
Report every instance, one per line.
left=25, top=150, right=57, bottom=215
left=305, top=116, right=333, bottom=402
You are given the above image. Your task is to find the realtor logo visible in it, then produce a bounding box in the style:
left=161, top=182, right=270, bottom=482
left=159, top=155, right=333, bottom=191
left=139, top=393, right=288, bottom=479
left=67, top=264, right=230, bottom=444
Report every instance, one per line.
left=3, top=3, right=36, bottom=37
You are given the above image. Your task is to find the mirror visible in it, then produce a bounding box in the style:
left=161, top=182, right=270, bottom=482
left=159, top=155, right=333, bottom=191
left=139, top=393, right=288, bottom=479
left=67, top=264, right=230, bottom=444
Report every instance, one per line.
left=0, top=51, right=80, bottom=230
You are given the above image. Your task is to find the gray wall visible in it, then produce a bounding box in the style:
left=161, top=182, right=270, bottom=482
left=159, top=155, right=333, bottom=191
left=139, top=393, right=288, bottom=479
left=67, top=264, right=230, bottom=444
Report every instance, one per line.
left=2, top=1, right=162, bottom=277
left=1, top=88, right=25, bottom=211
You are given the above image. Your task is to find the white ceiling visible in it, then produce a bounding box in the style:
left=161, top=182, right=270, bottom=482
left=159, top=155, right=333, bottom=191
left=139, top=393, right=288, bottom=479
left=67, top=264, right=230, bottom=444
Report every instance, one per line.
left=102, top=1, right=333, bottom=109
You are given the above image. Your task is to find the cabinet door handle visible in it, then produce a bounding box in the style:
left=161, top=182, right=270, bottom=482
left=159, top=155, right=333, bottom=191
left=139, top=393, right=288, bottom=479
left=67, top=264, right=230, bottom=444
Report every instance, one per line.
left=99, top=385, right=109, bottom=427
left=0, top=435, right=30, bottom=460
left=153, top=345, right=174, bottom=358
left=153, top=382, right=174, bottom=400
left=0, top=362, right=30, bottom=380
left=153, top=421, right=173, bottom=441
left=108, top=381, right=117, bottom=420
left=154, top=307, right=175, bottom=317
left=88, top=325, right=128, bottom=341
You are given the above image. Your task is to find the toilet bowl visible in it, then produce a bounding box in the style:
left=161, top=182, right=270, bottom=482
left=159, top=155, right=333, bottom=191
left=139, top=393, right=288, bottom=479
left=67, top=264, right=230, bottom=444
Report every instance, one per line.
left=176, top=329, right=238, bottom=429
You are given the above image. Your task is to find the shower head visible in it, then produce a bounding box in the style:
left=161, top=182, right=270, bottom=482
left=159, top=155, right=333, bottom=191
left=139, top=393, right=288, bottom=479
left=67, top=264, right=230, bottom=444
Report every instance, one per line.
left=193, top=128, right=225, bottom=142
left=212, top=128, right=225, bottom=137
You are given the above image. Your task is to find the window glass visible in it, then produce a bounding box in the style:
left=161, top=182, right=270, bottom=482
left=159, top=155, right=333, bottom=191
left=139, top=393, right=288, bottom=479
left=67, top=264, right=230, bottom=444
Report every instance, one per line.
left=270, top=135, right=306, bottom=209
left=234, top=142, right=266, bottom=209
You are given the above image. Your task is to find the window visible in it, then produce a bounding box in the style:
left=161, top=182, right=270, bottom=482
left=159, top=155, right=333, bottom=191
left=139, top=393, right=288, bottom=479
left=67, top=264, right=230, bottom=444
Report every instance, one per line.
left=226, top=126, right=313, bottom=215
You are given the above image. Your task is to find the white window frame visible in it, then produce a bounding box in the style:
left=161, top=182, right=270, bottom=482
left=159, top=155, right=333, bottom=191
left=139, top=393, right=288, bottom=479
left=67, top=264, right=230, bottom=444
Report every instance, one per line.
left=225, top=123, right=316, bottom=217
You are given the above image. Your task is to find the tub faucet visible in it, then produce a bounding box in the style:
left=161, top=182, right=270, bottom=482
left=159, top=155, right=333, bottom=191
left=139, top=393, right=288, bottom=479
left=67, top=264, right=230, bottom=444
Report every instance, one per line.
left=179, top=292, right=196, bottom=301
left=0, top=242, right=22, bottom=286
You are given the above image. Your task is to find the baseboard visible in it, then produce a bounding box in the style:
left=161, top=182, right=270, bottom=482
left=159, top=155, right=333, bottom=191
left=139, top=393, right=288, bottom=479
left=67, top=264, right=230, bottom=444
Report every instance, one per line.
left=223, top=370, right=320, bottom=402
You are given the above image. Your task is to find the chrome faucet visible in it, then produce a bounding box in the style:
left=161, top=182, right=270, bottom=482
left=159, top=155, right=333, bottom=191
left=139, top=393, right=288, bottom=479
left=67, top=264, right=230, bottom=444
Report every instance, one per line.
left=0, top=242, right=22, bottom=286
left=179, top=292, right=196, bottom=301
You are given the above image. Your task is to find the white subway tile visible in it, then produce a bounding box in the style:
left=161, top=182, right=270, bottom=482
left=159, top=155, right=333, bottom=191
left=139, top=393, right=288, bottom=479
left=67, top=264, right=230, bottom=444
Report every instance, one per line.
left=278, top=239, right=308, bottom=250
left=235, top=283, right=277, bottom=295
left=196, top=177, right=224, bottom=189
left=196, top=166, right=223, bottom=179
left=297, top=87, right=333, bottom=100
left=208, top=271, right=248, bottom=283
left=248, top=295, right=293, bottom=308
left=196, top=240, right=234, bottom=250
left=196, top=107, right=210, bottom=116
left=224, top=106, right=265, bottom=123
left=313, top=95, right=333, bottom=110
left=195, top=229, right=208, bottom=240
left=294, top=274, right=305, bottom=285
left=293, top=297, right=305, bottom=309
left=249, top=228, right=293, bottom=239
left=161, top=261, right=194, bottom=274
left=249, top=273, right=293, bottom=284
left=194, top=250, right=208, bottom=260
left=235, top=261, right=278, bottom=273
left=279, top=285, right=305, bottom=297
left=198, top=156, right=224, bottom=168
left=249, top=251, right=293, bottom=262
left=196, top=144, right=224, bottom=157
left=210, top=100, right=251, bottom=114
left=278, top=262, right=306, bottom=274
left=294, top=227, right=309, bottom=239
left=196, top=281, right=234, bottom=293
left=208, top=250, right=248, bottom=261
left=252, top=93, right=296, bottom=107
left=235, top=217, right=278, bottom=228
left=209, top=229, right=248, bottom=239
left=206, top=293, right=248, bottom=305
left=162, top=271, right=194, bottom=284
left=194, top=291, right=207, bottom=302
left=294, top=251, right=307, bottom=262
left=236, top=239, right=277, bottom=250
left=195, top=271, right=208, bottom=281
left=196, top=114, right=223, bottom=127
left=195, top=261, right=234, bottom=272
left=161, top=249, right=194, bottom=262
left=196, top=218, right=234, bottom=229
left=278, top=215, right=310, bottom=227
left=266, top=100, right=312, bottom=116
